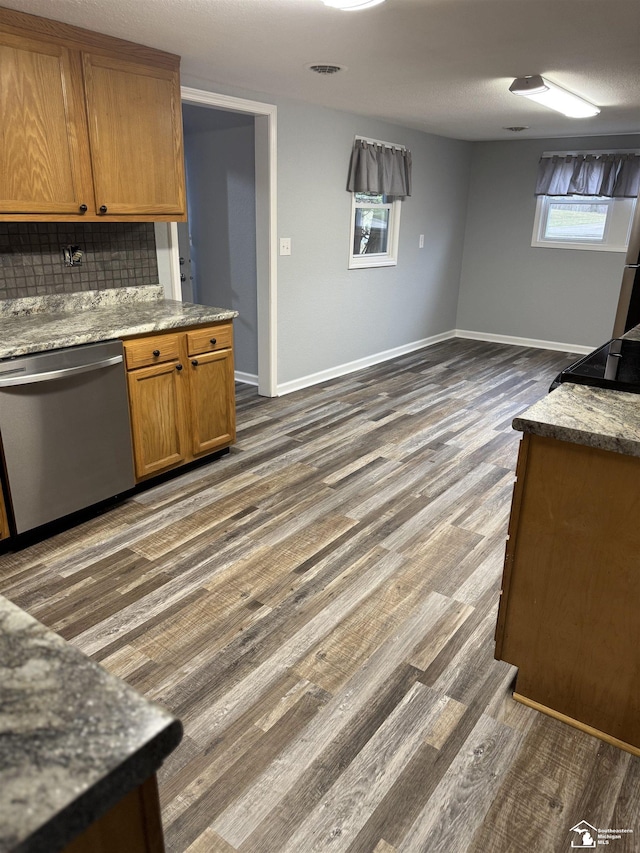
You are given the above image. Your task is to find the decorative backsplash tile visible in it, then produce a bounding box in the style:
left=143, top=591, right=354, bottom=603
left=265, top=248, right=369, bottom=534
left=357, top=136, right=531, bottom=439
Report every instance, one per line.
left=0, top=223, right=158, bottom=299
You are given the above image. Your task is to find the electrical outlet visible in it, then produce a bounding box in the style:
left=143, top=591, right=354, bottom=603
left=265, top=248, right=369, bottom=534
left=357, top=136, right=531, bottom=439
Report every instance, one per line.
left=279, top=237, right=291, bottom=256
left=419, top=234, right=425, bottom=248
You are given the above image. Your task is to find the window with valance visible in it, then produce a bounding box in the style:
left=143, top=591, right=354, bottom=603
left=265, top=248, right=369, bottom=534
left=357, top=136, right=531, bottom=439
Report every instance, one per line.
left=532, top=152, right=640, bottom=252
left=346, top=138, right=412, bottom=269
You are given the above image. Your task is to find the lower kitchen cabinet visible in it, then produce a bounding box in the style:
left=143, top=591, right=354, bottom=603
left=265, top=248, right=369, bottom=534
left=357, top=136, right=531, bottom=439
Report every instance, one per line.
left=62, top=776, right=164, bottom=853
left=126, top=358, right=188, bottom=479
left=123, top=323, right=235, bottom=481
left=0, top=483, right=10, bottom=539
left=495, top=432, right=640, bottom=755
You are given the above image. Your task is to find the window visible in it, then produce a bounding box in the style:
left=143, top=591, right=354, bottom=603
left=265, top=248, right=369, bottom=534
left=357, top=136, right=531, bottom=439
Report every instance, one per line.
left=532, top=194, right=637, bottom=252
left=349, top=192, right=401, bottom=269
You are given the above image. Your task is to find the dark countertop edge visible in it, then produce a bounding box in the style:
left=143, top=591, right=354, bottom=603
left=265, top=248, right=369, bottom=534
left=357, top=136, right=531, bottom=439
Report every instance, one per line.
left=13, top=718, right=183, bottom=853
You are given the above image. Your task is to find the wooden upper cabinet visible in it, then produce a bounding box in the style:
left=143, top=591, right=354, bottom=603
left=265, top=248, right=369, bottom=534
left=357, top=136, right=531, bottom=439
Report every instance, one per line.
left=83, top=54, right=185, bottom=216
left=0, top=7, right=186, bottom=221
left=0, top=32, right=93, bottom=215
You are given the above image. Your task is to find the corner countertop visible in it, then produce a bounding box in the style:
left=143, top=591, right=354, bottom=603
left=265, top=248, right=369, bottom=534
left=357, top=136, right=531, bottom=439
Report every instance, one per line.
left=513, top=382, right=640, bottom=458
left=0, top=594, right=182, bottom=853
left=0, top=286, right=238, bottom=360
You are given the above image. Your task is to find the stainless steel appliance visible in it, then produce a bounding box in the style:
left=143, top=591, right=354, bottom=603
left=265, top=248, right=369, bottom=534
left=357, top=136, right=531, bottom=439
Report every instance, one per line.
left=612, top=193, right=640, bottom=336
left=0, top=341, right=135, bottom=534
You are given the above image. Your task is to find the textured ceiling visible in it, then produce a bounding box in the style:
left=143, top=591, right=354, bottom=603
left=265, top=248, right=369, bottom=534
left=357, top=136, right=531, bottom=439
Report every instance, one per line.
left=5, top=0, right=640, bottom=140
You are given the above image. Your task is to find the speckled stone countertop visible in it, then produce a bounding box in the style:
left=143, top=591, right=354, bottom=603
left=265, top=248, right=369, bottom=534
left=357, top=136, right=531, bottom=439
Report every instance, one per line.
left=0, top=594, right=182, bottom=853
left=0, top=286, right=238, bottom=360
left=513, top=382, right=640, bottom=457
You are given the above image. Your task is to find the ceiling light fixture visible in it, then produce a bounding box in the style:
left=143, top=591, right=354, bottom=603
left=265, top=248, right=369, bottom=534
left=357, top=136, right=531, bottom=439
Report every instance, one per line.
left=323, top=0, right=385, bottom=10
left=509, top=75, right=600, bottom=118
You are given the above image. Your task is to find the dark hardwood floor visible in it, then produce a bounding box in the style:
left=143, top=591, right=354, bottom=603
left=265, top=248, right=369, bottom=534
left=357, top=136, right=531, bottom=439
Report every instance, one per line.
left=2, top=338, right=638, bottom=852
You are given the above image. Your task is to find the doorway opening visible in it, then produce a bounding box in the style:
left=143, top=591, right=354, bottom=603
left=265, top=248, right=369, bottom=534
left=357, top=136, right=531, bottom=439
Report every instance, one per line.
left=157, top=88, right=277, bottom=397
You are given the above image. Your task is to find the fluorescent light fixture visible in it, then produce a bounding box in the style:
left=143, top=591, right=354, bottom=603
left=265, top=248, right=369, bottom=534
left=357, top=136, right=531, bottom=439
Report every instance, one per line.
left=323, top=0, right=385, bottom=9
left=509, top=75, right=600, bottom=118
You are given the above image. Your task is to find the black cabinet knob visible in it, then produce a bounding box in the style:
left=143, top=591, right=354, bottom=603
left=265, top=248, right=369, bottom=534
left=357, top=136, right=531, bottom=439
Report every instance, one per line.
left=191, top=359, right=199, bottom=367
left=152, top=349, right=160, bottom=357
left=99, top=205, right=108, bottom=214
left=79, top=204, right=88, bottom=213
left=176, top=363, right=183, bottom=371
left=210, top=338, right=217, bottom=345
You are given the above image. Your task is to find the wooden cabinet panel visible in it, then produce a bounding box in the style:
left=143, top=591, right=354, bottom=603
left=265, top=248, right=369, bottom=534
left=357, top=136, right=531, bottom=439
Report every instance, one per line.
left=0, top=32, right=93, bottom=214
left=188, top=349, right=236, bottom=456
left=127, top=360, right=188, bottom=479
left=0, top=483, right=10, bottom=540
left=123, top=333, right=181, bottom=370
left=83, top=53, right=185, bottom=216
left=495, top=433, right=640, bottom=755
left=62, top=775, right=165, bottom=853
left=0, top=7, right=186, bottom=222
left=186, top=324, right=233, bottom=357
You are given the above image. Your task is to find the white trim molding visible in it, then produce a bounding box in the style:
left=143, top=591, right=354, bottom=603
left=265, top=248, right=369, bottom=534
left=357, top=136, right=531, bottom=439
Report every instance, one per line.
left=277, top=331, right=455, bottom=395
left=180, top=86, right=278, bottom=397
left=235, top=371, right=259, bottom=386
left=455, top=329, right=593, bottom=355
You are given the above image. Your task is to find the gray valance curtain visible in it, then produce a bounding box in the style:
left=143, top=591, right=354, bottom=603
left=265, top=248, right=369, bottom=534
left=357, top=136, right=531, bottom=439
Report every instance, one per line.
left=347, top=140, right=412, bottom=199
left=535, top=153, right=640, bottom=198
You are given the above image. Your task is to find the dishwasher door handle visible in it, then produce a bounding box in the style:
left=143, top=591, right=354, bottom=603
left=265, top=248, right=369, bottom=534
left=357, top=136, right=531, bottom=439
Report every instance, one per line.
left=0, top=354, right=123, bottom=387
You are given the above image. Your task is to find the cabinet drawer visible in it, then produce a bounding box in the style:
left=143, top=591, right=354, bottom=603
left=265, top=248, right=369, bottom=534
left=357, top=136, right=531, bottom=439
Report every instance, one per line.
left=186, top=324, right=233, bottom=357
left=123, top=333, right=181, bottom=370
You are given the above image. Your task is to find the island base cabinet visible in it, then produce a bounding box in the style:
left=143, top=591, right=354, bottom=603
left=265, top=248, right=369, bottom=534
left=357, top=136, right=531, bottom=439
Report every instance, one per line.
left=495, top=432, right=640, bottom=756
left=62, top=775, right=165, bottom=853
left=124, top=324, right=235, bottom=482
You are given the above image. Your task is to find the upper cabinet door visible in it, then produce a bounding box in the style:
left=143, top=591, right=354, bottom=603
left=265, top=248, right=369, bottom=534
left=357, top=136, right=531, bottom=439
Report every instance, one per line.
left=0, top=32, right=93, bottom=215
left=83, top=53, right=186, bottom=217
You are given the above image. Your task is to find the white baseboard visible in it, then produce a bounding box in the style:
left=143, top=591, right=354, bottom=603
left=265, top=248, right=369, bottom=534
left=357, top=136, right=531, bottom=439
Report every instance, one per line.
left=274, top=328, right=594, bottom=397
left=454, top=329, right=594, bottom=355
left=235, top=370, right=259, bottom=386
left=276, top=330, right=456, bottom=396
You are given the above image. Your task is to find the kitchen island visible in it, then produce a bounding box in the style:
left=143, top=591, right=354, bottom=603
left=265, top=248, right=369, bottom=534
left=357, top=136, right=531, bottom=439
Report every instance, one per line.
left=0, top=594, right=182, bottom=853
left=495, top=381, right=640, bottom=755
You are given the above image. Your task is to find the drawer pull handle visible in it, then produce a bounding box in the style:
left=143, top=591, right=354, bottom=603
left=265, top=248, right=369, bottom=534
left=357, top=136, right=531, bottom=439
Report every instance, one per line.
left=191, top=359, right=199, bottom=367
left=153, top=349, right=160, bottom=357
left=99, top=205, right=108, bottom=214
left=210, top=338, right=217, bottom=345
left=79, top=204, right=88, bottom=214
left=176, top=363, right=183, bottom=371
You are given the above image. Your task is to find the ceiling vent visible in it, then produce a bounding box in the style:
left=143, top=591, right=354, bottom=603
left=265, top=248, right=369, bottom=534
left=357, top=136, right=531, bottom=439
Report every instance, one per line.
left=308, top=64, right=345, bottom=75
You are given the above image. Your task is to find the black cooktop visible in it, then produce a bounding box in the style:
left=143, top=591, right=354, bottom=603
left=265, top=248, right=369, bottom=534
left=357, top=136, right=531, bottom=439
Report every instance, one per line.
left=552, top=338, right=640, bottom=395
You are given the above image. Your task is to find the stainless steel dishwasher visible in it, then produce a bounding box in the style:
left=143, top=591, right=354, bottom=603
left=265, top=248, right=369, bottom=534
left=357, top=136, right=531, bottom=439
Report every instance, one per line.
left=0, top=340, right=135, bottom=535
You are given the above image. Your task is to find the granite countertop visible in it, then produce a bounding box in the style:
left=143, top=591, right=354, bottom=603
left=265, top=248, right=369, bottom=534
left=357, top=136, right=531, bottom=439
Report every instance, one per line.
left=0, top=286, right=238, bottom=360
left=513, top=382, right=640, bottom=457
left=0, top=595, right=182, bottom=853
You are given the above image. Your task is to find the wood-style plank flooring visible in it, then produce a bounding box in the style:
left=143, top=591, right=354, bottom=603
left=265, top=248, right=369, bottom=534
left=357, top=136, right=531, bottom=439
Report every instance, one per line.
left=2, top=338, right=639, bottom=853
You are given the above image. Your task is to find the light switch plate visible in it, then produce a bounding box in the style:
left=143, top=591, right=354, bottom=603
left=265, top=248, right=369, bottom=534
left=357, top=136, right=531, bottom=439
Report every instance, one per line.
left=279, top=237, right=291, bottom=256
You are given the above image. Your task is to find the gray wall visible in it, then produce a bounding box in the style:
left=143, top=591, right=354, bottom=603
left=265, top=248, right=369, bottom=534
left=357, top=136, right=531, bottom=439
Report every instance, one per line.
left=183, top=74, right=472, bottom=387
left=182, top=105, right=258, bottom=377
left=457, top=134, right=640, bottom=350
left=276, top=102, right=472, bottom=384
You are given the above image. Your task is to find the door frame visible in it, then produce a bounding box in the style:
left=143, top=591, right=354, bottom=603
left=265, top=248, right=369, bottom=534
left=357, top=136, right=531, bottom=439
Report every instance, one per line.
left=162, top=87, right=278, bottom=398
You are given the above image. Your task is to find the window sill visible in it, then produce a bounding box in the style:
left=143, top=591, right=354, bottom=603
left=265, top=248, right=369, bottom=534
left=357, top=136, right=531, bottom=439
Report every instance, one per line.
left=349, top=257, right=398, bottom=270
left=531, top=239, right=627, bottom=253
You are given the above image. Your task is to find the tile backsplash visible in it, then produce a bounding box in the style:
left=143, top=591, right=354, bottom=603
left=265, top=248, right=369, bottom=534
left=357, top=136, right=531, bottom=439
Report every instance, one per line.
left=0, top=223, right=158, bottom=299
